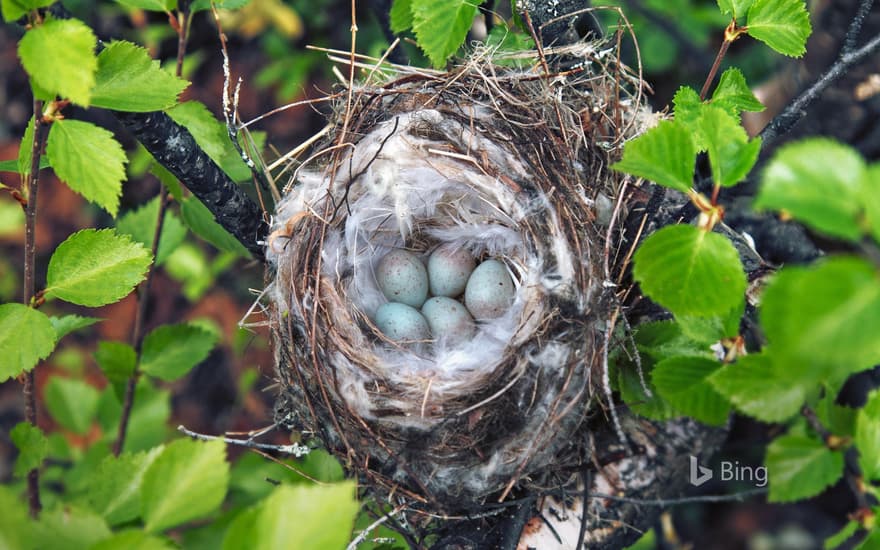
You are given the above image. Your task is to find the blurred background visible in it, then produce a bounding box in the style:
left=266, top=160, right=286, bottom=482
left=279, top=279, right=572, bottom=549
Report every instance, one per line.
left=1, top=1, right=877, bottom=548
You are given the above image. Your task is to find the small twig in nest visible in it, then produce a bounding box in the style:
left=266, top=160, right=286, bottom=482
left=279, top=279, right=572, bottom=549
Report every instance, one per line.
left=177, top=424, right=311, bottom=457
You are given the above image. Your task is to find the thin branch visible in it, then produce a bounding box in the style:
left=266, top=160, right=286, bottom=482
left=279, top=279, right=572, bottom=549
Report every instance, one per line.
left=346, top=504, right=405, bottom=550
left=586, top=487, right=768, bottom=506
left=177, top=424, right=311, bottom=457
left=23, top=98, right=47, bottom=518
left=842, top=0, right=876, bottom=55
left=759, top=31, right=880, bottom=150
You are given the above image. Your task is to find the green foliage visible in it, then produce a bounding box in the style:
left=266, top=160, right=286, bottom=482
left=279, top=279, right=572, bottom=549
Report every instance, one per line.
left=756, top=139, right=871, bottom=242
left=45, top=229, right=152, bottom=307
left=114, top=0, right=176, bottom=12
left=47, top=119, right=128, bottom=217
left=633, top=224, right=746, bottom=317
left=652, top=355, right=730, bottom=425
left=140, top=323, right=218, bottom=381
left=1, top=0, right=53, bottom=21
left=18, top=18, right=97, bottom=106
left=32, top=504, right=112, bottom=550
left=50, top=314, right=102, bottom=340
left=117, top=196, right=188, bottom=265
left=141, top=438, right=230, bottom=532
left=223, top=482, right=359, bottom=550
left=0, top=303, right=57, bottom=381
left=698, top=106, right=761, bottom=187
left=90, top=531, right=175, bottom=550
left=45, top=376, right=101, bottom=434
left=856, top=391, right=880, bottom=481
left=95, top=341, right=137, bottom=401
left=87, top=447, right=164, bottom=526
left=395, top=0, right=479, bottom=68
left=716, top=0, right=754, bottom=21
left=0, top=485, right=31, bottom=549
left=389, top=0, right=413, bottom=33
left=710, top=353, right=806, bottom=422
left=92, top=41, right=189, bottom=112
left=611, top=120, right=696, bottom=193
left=765, top=430, right=844, bottom=502
left=711, top=68, right=765, bottom=114
left=10, top=422, right=48, bottom=476
left=180, top=196, right=251, bottom=256
left=745, top=0, right=811, bottom=57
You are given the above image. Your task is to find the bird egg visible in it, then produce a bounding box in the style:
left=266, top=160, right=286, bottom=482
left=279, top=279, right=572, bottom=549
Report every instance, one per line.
left=375, top=302, right=431, bottom=342
left=421, top=296, right=475, bottom=343
left=464, top=259, right=515, bottom=320
left=427, top=244, right=476, bottom=297
left=376, top=249, right=429, bottom=308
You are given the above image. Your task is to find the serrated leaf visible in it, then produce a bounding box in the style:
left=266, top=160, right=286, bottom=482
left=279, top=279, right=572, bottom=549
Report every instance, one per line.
left=672, top=86, right=703, bottom=134
left=117, top=196, right=188, bottom=265
left=95, top=341, right=136, bottom=402
left=633, top=224, right=746, bottom=317
left=856, top=390, right=880, bottom=480
left=0, top=303, right=56, bottom=382
left=766, top=432, right=844, bottom=502
left=711, top=68, right=764, bottom=114
left=390, top=0, right=413, bottom=32
left=717, top=0, right=755, bottom=20
left=652, top=355, right=730, bottom=425
left=710, top=352, right=805, bottom=422
left=225, top=482, right=358, bottom=550
left=141, top=438, right=230, bottom=533
left=618, top=357, right=677, bottom=422
left=89, top=447, right=163, bottom=526
left=10, top=422, right=48, bottom=477
left=698, top=106, right=761, bottom=187
left=634, top=320, right=713, bottom=361
left=140, top=323, right=218, bottom=381
left=45, top=229, right=152, bottom=307
left=18, top=18, right=97, bottom=106
left=32, top=505, right=111, bottom=550
left=411, top=0, right=478, bottom=68
left=166, top=101, right=236, bottom=175
left=746, top=0, right=811, bottom=57
left=816, top=391, right=856, bottom=438
left=50, top=314, right=101, bottom=340
left=44, top=376, right=100, bottom=434
left=113, top=0, right=175, bottom=11
left=180, top=196, right=250, bottom=256
left=612, top=120, right=696, bottom=193
left=756, top=138, right=866, bottom=241
left=92, top=41, right=189, bottom=112
left=760, top=256, right=880, bottom=383
left=47, top=119, right=127, bottom=217
left=2, top=0, right=54, bottom=21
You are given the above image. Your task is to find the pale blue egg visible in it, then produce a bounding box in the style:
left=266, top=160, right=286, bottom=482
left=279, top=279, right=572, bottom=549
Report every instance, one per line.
left=427, top=244, right=476, bottom=297
left=464, top=259, right=515, bottom=320
left=376, top=249, right=429, bottom=308
left=375, top=302, right=431, bottom=342
left=421, top=296, right=475, bottom=343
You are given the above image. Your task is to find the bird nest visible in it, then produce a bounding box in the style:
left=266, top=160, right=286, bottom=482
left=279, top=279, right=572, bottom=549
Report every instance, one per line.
left=265, top=40, right=652, bottom=513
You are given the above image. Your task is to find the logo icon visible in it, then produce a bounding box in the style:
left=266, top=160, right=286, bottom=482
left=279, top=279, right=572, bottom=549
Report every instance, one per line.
left=689, top=455, right=713, bottom=486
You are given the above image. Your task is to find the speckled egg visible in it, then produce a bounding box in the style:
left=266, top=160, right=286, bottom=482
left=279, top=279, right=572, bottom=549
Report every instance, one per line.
left=464, top=259, right=515, bottom=320
left=427, top=245, right=476, bottom=298
left=421, top=296, right=476, bottom=343
left=376, top=249, right=429, bottom=308
left=375, top=302, right=431, bottom=342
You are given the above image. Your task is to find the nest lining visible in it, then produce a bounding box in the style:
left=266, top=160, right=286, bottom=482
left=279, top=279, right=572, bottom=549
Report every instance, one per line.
left=266, top=42, right=651, bottom=509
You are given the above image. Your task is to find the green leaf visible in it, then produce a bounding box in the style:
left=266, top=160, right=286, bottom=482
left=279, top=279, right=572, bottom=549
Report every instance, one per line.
left=47, top=119, right=127, bottom=217
left=676, top=297, right=744, bottom=344
left=711, top=67, right=764, bottom=114
left=612, top=120, right=696, bottom=193
left=18, top=18, right=97, bottom=106
left=191, top=0, right=248, bottom=12
left=166, top=101, right=250, bottom=182
left=50, top=314, right=101, bottom=340
left=709, top=352, right=805, bottom=422
left=756, top=138, right=866, bottom=241
left=717, top=0, right=755, bottom=20
left=618, top=357, right=677, bottom=422
left=411, top=0, right=478, bottom=68
left=633, top=224, right=746, bottom=317
left=0, top=303, right=57, bottom=382
left=2, top=0, right=54, bottom=21
left=141, top=438, right=230, bottom=533
left=634, top=320, right=713, bottom=361
left=824, top=521, right=859, bottom=550
left=89, top=447, right=163, bottom=526
left=117, top=196, right=188, bottom=265
left=698, top=106, right=761, bottom=187
left=151, top=163, right=183, bottom=201
left=140, top=323, right=218, bottom=381
left=90, top=530, right=175, bottom=550
left=856, top=530, right=880, bottom=550
left=10, top=422, right=48, bottom=476
left=225, top=482, right=359, bottom=550
left=18, top=116, right=35, bottom=178
left=180, top=196, right=250, bottom=256
left=863, top=163, right=880, bottom=244
left=95, top=341, right=137, bottom=401
left=746, top=0, right=811, bottom=57
left=97, top=383, right=171, bottom=453
left=856, top=390, right=880, bottom=481
left=672, top=86, right=703, bottom=135
left=766, top=431, right=844, bottom=502
left=92, top=41, right=188, bottom=112
left=32, top=505, right=111, bottom=550
left=652, top=355, right=730, bottom=425
left=44, top=376, right=100, bottom=434
left=760, top=256, right=880, bottom=383
left=113, top=0, right=176, bottom=11
left=0, top=486, right=32, bottom=550
left=45, top=229, right=152, bottom=307
left=390, top=0, right=413, bottom=32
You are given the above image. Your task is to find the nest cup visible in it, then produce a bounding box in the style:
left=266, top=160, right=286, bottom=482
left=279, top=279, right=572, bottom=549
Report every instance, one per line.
left=266, top=41, right=649, bottom=510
